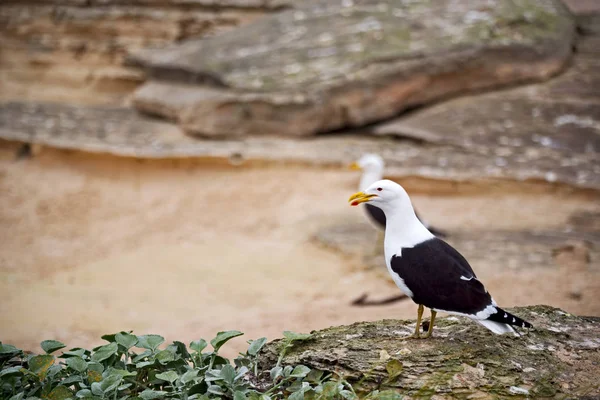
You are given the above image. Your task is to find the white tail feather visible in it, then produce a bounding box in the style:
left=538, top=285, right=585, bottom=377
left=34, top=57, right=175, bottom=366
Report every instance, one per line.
left=477, top=319, right=516, bottom=335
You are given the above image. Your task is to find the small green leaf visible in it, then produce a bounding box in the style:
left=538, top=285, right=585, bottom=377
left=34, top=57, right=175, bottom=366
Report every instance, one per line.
left=91, top=342, right=118, bottom=362
left=46, top=385, right=72, bottom=400
left=283, top=365, right=293, bottom=377
left=28, top=354, right=54, bottom=379
left=47, top=364, right=62, bottom=380
left=40, top=340, right=66, bottom=354
left=234, top=391, right=248, bottom=400
left=105, top=367, right=136, bottom=378
left=66, top=356, right=88, bottom=372
left=188, top=381, right=209, bottom=396
left=87, top=361, right=104, bottom=373
left=290, top=365, right=311, bottom=378
left=207, top=385, right=225, bottom=396
left=136, top=361, right=155, bottom=369
left=385, top=359, right=403, bottom=380
left=61, top=375, right=83, bottom=385
left=75, top=389, right=91, bottom=398
left=132, top=349, right=152, bottom=363
left=136, top=335, right=164, bottom=351
left=220, top=364, right=236, bottom=385
left=156, top=371, right=179, bottom=383
left=9, top=393, right=24, bottom=400
left=100, top=374, right=122, bottom=393
left=155, top=348, right=176, bottom=364
left=305, top=369, right=324, bottom=383
left=282, top=331, right=312, bottom=342
left=287, top=380, right=303, bottom=392
left=60, top=348, right=88, bottom=358
left=115, top=332, right=138, bottom=350
left=235, top=366, right=249, bottom=381
left=247, top=337, right=267, bottom=356
left=173, top=340, right=191, bottom=359
left=340, top=389, right=358, bottom=400
left=269, top=366, right=283, bottom=380
left=322, top=382, right=341, bottom=397
left=180, top=369, right=199, bottom=384
left=211, top=331, right=243, bottom=353
left=289, top=391, right=304, bottom=400
left=101, top=333, right=118, bottom=343
left=0, top=343, right=20, bottom=355
left=0, top=366, right=24, bottom=378
left=91, top=382, right=103, bottom=396
left=190, top=339, right=208, bottom=353
left=87, top=369, right=102, bottom=383
left=139, top=390, right=168, bottom=400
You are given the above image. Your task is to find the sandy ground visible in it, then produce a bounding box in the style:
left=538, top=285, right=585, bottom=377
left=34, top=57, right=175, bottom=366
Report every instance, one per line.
left=1, top=141, right=599, bottom=358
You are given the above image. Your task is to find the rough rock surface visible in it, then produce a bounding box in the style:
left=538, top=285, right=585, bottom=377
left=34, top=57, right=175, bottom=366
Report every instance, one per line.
left=0, top=1, right=275, bottom=105
left=373, top=34, right=600, bottom=190
left=2, top=98, right=600, bottom=190
left=258, top=306, right=600, bottom=398
left=370, top=11, right=600, bottom=189
left=129, top=0, right=576, bottom=137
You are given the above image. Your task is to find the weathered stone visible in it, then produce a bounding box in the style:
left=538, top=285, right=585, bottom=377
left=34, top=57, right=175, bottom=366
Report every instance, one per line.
left=373, top=82, right=600, bottom=157
left=0, top=2, right=273, bottom=104
left=257, top=306, right=600, bottom=398
left=0, top=0, right=291, bottom=9
left=129, top=0, right=575, bottom=137
left=2, top=101, right=600, bottom=190
left=372, top=26, right=600, bottom=188
left=562, top=0, right=600, bottom=14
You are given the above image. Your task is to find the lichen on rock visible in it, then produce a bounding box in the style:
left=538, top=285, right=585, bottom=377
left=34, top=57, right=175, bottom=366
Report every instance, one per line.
left=257, top=306, right=600, bottom=398
left=129, top=0, right=576, bottom=137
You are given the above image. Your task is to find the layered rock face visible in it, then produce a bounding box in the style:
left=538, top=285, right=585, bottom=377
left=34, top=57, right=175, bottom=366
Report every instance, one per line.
left=0, top=0, right=598, bottom=190
left=129, top=0, right=576, bottom=137
left=0, top=0, right=283, bottom=105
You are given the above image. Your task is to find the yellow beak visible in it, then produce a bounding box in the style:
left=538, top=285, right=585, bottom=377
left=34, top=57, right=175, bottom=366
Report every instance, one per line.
left=348, top=191, right=377, bottom=206
left=349, top=162, right=362, bottom=171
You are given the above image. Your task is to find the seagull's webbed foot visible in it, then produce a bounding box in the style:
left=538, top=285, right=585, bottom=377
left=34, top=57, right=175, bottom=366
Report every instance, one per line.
left=404, top=304, right=424, bottom=339
left=405, top=331, right=421, bottom=339
left=421, top=310, right=437, bottom=339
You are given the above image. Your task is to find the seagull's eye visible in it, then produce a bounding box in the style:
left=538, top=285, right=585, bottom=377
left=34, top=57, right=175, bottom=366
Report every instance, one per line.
left=377, top=187, right=383, bottom=192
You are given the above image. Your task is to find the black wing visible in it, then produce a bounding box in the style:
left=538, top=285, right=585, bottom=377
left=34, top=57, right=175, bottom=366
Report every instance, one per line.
left=390, top=238, right=492, bottom=315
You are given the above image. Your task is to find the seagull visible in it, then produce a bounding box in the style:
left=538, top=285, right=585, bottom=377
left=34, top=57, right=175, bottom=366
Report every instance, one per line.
left=348, top=179, right=532, bottom=338
left=350, top=154, right=446, bottom=238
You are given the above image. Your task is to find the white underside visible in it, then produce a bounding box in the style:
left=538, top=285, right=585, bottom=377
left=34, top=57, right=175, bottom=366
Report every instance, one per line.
left=432, top=308, right=516, bottom=335
left=476, top=319, right=516, bottom=335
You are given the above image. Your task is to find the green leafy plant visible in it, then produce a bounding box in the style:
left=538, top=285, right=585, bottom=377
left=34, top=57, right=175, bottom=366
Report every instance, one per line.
left=0, top=330, right=391, bottom=400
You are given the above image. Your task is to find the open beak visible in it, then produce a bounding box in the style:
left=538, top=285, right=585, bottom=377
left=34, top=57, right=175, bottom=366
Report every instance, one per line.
left=348, top=191, right=377, bottom=206
left=349, top=162, right=362, bottom=171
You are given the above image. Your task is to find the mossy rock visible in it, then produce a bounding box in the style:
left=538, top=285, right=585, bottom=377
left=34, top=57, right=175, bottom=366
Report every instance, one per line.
left=258, top=306, right=600, bottom=398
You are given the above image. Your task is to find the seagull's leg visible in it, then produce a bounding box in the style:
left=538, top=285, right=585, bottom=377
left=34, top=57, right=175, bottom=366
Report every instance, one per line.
left=421, top=310, right=437, bottom=339
left=406, top=304, right=424, bottom=339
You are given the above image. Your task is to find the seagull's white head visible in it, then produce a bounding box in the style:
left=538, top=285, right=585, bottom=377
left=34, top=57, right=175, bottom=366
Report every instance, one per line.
left=348, top=179, right=412, bottom=216
left=349, top=179, right=434, bottom=245
left=349, top=154, right=384, bottom=174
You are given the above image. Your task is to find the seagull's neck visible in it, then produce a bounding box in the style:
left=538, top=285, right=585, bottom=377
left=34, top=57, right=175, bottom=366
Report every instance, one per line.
left=383, top=203, right=434, bottom=258
left=360, top=169, right=383, bottom=190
